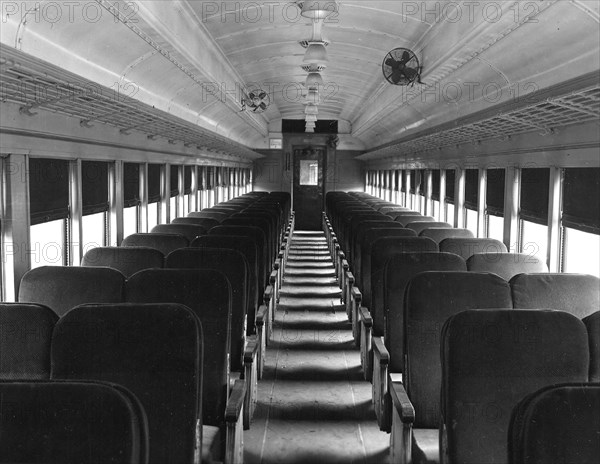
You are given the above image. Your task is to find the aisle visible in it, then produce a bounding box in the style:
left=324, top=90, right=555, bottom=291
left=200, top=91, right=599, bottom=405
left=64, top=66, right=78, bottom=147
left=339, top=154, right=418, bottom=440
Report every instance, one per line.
left=244, top=231, right=390, bottom=464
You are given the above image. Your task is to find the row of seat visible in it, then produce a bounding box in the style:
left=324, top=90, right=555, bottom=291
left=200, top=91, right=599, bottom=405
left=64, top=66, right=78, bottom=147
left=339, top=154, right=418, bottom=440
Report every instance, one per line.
left=323, top=191, right=600, bottom=464
left=1, top=191, right=293, bottom=464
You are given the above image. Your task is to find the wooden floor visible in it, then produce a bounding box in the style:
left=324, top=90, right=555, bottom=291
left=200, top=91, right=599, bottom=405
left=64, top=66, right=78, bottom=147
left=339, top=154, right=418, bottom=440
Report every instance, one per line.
left=244, top=231, right=390, bottom=464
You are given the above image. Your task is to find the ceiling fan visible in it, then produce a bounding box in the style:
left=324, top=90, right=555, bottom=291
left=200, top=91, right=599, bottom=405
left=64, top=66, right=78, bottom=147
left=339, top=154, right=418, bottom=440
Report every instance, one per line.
left=242, top=89, right=270, bottom=113
left=382, top=48, right=424, bottom=86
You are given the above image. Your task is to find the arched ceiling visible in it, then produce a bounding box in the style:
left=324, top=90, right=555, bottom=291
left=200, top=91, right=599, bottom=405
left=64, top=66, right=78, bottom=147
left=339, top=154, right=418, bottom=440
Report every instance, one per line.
left=1, top=1, right=599, bottom=161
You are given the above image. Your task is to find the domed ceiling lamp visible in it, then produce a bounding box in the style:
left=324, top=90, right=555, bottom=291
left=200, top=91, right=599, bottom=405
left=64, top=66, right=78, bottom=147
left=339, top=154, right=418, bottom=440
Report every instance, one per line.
left=296, top=1, right=338, bottom=20
left=298, top=19, right=329, bottom=48
left=304, top=88, right=320, bottom=105
left=305, top=103, right=319, bottom=115
left=305, top=72, right=323, bottom=90
left=303, top=42, right=328, bottom=67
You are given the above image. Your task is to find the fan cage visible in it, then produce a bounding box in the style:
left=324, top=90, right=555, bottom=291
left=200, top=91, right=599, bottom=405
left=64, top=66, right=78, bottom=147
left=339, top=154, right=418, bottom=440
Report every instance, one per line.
left=382, top=48, right=421, bottom=86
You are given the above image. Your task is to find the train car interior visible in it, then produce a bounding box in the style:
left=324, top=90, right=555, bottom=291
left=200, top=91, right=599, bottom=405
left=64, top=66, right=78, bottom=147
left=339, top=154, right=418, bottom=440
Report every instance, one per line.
left=1, top=1, right=599, bottom=463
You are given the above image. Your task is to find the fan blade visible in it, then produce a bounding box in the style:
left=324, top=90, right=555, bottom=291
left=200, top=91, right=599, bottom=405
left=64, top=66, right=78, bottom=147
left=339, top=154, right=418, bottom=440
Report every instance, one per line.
left=402, top=67, right=419, bottom=81
left=258, top=91, right=267, bottom=100
left=391, top=70, right=404, bottom=84
left=259, top=102, right=267, bottom=110
left=400, top=50, right=411, bottom=64
left=385, top=57, right=399, bottom=68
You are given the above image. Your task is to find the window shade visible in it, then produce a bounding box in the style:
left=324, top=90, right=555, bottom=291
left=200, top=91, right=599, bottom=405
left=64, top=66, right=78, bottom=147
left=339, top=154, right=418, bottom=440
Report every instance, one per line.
left=401, top=170, right=406, bottom=193
left=148, top=164, right=161, bottom=203
left=446, top=170, right=456, bottom=204
left=123, top=163, right=140, bottom=208
left=207, top=167, right=214, bottom=190
left=29, top=158, right=69, bottom=225
left=82, top=161, right=109, bottom=215
left=563, top=168, right=600, bottom=234
left=520, top=168, right=549, bottom=225
left=431, top=170, right=441, bottom=201
left=170, top=165, right=179, bottom=197
left=184, top=166, right=192, bottom=194
left=486, top=169, right=505, bottom=217
left=418, top=169, right=425, bottom=196
left=464, top=169, right=479, bottom=210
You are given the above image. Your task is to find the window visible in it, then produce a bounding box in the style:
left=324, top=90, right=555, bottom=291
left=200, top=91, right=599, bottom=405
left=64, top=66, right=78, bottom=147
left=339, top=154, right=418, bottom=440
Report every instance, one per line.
left=170, top=165, right=179, bottom=218
left=432, top=200, right=440, bottom=219
left=29, top=158, right=69, bottom=226
left=486, top=169, right=505, bottom=240
left=446, top=203, right=455, bottom=225
left=82, top=161, right=109, bottom=249
left=300, top=160, right=319, bottom=186
left=519, top=168, right=549, bottom=260
left=123, top=206, right=138, bottom=239
left=563, top=228, right=600, bottom=277
left=445, top=169, right=456, bottom=223
left=30, top=219, right=65, bottom=269
left=29, top=158, right=69, bottom=267
left=520, top=168, right=549, bottom=226
left=148, top=164, right=161, bottom=227
left=147, top=202, right=159, bottom=230
left=521, top=219, right=548, bottom=262
left=82, top=212, right=106, bottom=252
left=465, top=209, right=479, bottom=237
left=561, top=168, right=599, bottom=277
left=487, top=214, right=504, bottom=242
left=123, top=163, right=140, bottom=239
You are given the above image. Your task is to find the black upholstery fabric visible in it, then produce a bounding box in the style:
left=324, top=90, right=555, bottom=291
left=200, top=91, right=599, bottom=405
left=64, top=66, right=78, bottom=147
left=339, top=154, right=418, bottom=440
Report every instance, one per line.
left=0, top=304, right=58, bottom=380
left=511, top=273, right=600, bottom=319
left=441, top=310, right=589, bottom=464
left=18, top=266, right=125, bottom=317
left=353, top=221, right=404, bottom=270
left=174, top=216, right=220, bottom=230
left=384, top=252, right=466, bottom=373
left=125, top=270, right=230, bottom=430
left=189, top=211, right=229, bottom=222
left=192, top=235, right=260, bottom=328
left=395, top=214, right=434, bottom=227
left=81, top=246, right=164, bottom=277
left=509, top=383, right=600, bottom=464
left=150, top=224, right=207, bottom=242
left=369, top=237, right=438, bottom=335
left=357, top=228, right=416, bottom=287
left=405, top=221, right=452, bottom=235
left=419, top=228, right=474, bottom=244
left=439, top=238, right=507, bottom=261
left=166, top=247, right=248, bottom=372
left=404, top=272, right=512, bottom=428
left=583, top=311, right=600, bottom=382
left=209, top=225, right=267, bottom=291
left=121, top=233, right=189, bottom=256
left=52, top=303, right=200, bottom=464
left=467, top=253, right=548, bottom=281
left=0, top=380, right=148, bottom=464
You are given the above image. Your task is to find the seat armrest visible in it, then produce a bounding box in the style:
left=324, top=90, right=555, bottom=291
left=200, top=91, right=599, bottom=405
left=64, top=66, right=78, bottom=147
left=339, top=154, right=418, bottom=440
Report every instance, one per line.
left=255, top=305, right=268, bottom=327
left=347, top=272, right=355, bottom=286
left=225, top=380, right=246, bottom=423
left=269, top=270, right=278, bottom=285
left=372, top=336, right=389, bottom=365
left=359, top=306, right=373, bottom=328
left=352, top=286, right=362, bottom=302
left=273, top=260, right=280, bottom=270
left=264, top=285, right=273, bottom=302
left=389, top=381, right=415, bottom=423
left=244, top=337, right=259, bottom=363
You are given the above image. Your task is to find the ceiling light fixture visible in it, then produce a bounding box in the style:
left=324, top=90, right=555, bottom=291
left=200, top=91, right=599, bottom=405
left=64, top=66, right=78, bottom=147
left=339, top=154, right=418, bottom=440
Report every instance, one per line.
left=296, top=1, right=338, bottom=20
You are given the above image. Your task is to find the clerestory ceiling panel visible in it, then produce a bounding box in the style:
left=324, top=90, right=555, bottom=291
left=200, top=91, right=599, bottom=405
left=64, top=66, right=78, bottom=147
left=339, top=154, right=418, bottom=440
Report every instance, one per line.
left=0, top=0, right=598, bottom=159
